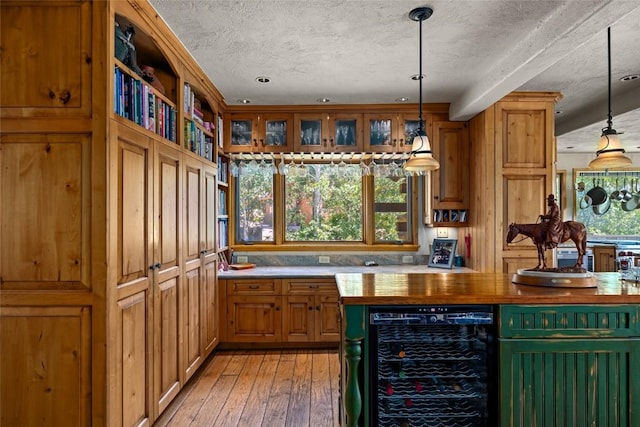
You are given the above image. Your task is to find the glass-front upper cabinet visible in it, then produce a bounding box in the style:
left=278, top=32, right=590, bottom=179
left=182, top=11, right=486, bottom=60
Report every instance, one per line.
left=294, top=113, right=363, bottom=153
left=363, top=113, right=421, bottom=153
left=224, top=113, right=292, bottom=153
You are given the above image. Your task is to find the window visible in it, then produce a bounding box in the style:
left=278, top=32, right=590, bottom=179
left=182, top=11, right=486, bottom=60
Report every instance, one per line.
left=285, top=163, right=363, bottom=241
left=235, top=161, right=274, bottom=243
left=574, top=170, right=640, bottom=237
left=232, top=157, right=415, bottom=248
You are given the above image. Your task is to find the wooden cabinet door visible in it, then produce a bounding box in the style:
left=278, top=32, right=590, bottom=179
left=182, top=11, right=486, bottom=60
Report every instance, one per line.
left=594, top=246, right=616, bottom=272
left=363, top=113, right=401, bottom=153
left=328, top=113, right=363, bottom=153
left=294, top=113, right=331, bottom=152
left=225, top=113, right=258, bottom=153
left=431, top=121, right=469, bottom=209
left=258, top=113, right=293, bottom=153
left=283, top=295, right=314, bottom=342
left=113, top=123, right=154, bottom=426
left=315, top=294, right=341, bottom=342
left=0, top=1, right=92, bottom=118
left=500, top=339, right=640, bottom=427
left=202, top=164, right=219, bottom=355
left=152, top=142, right=182, bottom=416
left=226, top=296, right=282, bottom=342
left=183, top=156, right=204, bottom=380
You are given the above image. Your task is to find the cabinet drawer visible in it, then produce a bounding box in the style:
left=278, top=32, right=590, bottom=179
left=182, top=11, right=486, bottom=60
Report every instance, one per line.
left=283, top=278, right=337, bottom=295
left=500, top=305, right=640, bottom=338
left=226, top=279, right=281, bottom=295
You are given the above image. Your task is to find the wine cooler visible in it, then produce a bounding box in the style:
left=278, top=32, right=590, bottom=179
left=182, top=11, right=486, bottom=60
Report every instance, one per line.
left=369, top=305, right=497, bottom=427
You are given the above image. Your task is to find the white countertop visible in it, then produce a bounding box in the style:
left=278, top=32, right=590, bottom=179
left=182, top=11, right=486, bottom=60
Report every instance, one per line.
left=218, top=265, right=475, bottom=278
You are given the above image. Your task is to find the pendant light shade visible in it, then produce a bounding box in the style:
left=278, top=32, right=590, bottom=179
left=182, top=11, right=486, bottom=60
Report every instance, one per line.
left=588, top=27, right=632, bottom=169
left=404, top=6, right=439, bottom=173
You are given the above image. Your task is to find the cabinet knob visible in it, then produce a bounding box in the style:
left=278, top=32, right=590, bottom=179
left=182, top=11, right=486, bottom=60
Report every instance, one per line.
left=308, top=306, right=313, bottom=311
left=260, top=138, right=265, bottom=147
left=253, top=138, right=258, bottom=147
left=149, top=263, right=161, bottom=270
left=399, top=138, right=404, bottom=147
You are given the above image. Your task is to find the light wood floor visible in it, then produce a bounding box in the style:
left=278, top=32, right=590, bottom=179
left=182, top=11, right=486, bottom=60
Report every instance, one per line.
left=154, top=349, right=341, bottom=427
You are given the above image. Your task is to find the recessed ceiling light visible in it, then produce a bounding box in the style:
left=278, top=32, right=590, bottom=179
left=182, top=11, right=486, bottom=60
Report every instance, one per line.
left=620, top=74, right=640, bottom=82
left=566, top=146, right=574, bottom=150
left=255, top=76, right=271, bottom=83
left=555, top=110, right=563, bottom=115
left=316, top=98, right=331, bottom=103
left=396, top=97, right=409, bottom=102
left=410, top=74, right=425, bottom=81
left=236, top=99, right=251, bottom=104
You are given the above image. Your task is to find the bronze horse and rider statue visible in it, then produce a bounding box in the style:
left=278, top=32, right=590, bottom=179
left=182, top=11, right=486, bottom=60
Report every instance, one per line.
left=506, top=194, right=588, bottom=270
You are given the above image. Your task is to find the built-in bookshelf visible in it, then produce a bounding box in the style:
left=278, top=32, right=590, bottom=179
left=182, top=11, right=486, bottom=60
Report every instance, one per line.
left=183, top=82, right=216, bottom=161
left=217, top=154, right=230, bottom=255
left=432, top=209, right=468, bottom=226
left=114, top=60, right=177, bottom=142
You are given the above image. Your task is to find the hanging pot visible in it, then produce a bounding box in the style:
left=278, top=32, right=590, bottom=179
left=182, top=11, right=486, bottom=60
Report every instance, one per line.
left=620, top=178, right=634, bottom=202
left=579, top=194, right=593, bottom=209
left=610, top=178, right=621, bottom=201
left=592, top=194, right=611, bottom=215
left=586, top=178, right=607, bottom=206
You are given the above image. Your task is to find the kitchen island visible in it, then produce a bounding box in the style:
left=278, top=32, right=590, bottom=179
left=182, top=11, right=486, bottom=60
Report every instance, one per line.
left=336, top=272, right=640, bottom=427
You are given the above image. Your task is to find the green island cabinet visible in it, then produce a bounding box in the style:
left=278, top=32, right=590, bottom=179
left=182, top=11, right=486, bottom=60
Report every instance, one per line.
left=499, top=304, right=640, bottom=427
left=341, top=304, right=640, bottom=427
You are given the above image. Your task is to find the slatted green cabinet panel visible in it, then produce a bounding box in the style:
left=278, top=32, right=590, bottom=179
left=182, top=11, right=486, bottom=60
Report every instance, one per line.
left=500, top=339, right=640, bottom=427
left=500, top=304, right=640, bottom=338
left=500, top=305, right=640, bottom=427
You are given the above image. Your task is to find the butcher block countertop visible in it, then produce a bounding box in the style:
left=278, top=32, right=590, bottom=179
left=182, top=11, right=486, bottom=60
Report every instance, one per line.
left=335, top=272, right=640, bottom=305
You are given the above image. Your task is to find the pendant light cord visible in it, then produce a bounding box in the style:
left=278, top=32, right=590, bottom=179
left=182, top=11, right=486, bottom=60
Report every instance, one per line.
left=418, top=16, right=424, bottom=132
left=606, top=26, right=612, bottom=131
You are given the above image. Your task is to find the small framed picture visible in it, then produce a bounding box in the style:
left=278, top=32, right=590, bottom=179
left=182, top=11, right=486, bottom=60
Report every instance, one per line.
left=428, top=238, right=458, bottom=269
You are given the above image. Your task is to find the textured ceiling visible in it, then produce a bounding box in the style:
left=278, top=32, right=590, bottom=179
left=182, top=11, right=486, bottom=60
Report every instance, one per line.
left=149, top=0, right=640, bottom=153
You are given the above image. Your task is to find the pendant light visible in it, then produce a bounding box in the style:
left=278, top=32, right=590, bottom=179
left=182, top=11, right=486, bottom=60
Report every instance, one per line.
left=588, top=27, right=632, bottom=169
left=404, top=6, right=440, bottom=173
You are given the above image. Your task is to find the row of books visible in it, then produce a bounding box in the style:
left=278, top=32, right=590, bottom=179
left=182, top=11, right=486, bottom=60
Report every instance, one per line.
left=218, top=219, right=228, bottom=250
left=183, top=83, right=215, bottom=129
left=218, top=189, right=227, bottom=215
left=217, top=156, right=229, bottom=183
left=114, top=67, right=177, bottom=142
left=183, top=120, right=214, bottom=161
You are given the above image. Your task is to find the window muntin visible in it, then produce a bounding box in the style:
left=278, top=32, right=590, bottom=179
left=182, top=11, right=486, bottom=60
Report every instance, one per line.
left=373, top=165, right=411, bottom=243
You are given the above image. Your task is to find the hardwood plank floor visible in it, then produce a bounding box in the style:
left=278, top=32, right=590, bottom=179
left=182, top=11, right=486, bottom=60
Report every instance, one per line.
left=154, top=349, right=341, bottom=427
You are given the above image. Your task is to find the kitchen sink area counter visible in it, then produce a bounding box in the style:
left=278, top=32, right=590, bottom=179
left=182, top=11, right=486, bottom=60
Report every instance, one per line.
left=218, top=265, right=475, bottom=279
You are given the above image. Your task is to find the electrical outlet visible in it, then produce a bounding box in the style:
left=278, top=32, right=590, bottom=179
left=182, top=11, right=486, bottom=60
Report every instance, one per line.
left=437, top=228, right=448, bottom=238
left=319, top=256, right=330, bottom=264
left=236, top=256, right=248, bottom=263
left=402, top=255, right=414, bottom=264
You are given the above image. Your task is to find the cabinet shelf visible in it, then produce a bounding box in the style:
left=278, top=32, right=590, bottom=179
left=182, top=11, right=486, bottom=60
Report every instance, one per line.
left=114, top=62, right=177, bottom=143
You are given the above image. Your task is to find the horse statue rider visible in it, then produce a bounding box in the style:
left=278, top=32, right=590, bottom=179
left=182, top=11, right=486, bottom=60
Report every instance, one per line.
left=539, top=194, right=562, bottom=250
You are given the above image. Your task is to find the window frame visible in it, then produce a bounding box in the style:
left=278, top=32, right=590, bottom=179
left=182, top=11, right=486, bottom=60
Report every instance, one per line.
left=229, top=160, right=419, bottom=251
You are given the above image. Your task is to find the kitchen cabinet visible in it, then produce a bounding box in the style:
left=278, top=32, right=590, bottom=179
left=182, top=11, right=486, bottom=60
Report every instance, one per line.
left=363, top=113, right=422, bottom=153
left=224, top=112, right=293, bottom=153
left=224, top=279, right=283, bottom=342
left=431, top=121, right=469, bottom=210
left=0, top=1, right=224, bottom=424
left=594, top=245, right=616, bottom=272
left=221, top=277, right=340, bottom=344
left=294, top=112, right=363, bottom=153
left=282, top=278, right=340, bottom=342
left=499, top=304, right=640, bottom=427
left=469, top=93, right=559, bottom=272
